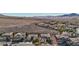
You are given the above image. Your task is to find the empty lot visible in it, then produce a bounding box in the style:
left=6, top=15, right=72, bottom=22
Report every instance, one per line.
left=0, top=18, right=41, bottom=28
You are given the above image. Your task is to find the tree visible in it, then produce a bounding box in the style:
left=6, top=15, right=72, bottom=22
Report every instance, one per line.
left=46, top=37, right=52, bottom=45
left=0, top=32, right=5, bottom=36
left=32, top=38, right=40, bottom=46
left=58, top=27, right=65, bottom=34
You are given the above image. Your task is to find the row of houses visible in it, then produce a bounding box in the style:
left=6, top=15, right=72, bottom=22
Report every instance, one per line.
left=0, top=32, right=77, bottom=46
left=0, top=32, right=55, bottom=46
left=1, top=32, right=51, bottom=38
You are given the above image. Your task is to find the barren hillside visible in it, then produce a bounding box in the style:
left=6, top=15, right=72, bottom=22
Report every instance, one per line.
left=0, top=17, right=42, bottom=28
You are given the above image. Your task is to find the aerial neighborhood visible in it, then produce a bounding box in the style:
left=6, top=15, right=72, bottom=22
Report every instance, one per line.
left=0, top=19, right=79, bottom=46
left=0, top=13, right=79, bottom=46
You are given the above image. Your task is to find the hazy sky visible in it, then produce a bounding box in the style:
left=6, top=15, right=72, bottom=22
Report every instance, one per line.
left=2, top=13, right=65, bottom=17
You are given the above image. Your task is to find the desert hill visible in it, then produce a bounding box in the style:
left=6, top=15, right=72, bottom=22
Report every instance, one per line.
left=0, top=13, right=79, bottom=33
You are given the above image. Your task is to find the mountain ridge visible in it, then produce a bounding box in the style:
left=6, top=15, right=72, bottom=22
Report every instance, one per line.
left=60, top=13, right=79, bottom=17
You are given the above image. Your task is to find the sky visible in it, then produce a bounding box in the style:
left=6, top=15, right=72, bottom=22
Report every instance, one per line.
left=2, top=13, right=65, bottom=17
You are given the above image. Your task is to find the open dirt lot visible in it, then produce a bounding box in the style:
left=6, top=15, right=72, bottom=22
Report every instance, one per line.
left=0, top=18, right=41, bottom=28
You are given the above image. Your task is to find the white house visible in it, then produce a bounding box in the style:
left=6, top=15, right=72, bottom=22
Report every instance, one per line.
left=76, top=28, right=79, bottom=34
left=14, top=33, right=23, bottom=39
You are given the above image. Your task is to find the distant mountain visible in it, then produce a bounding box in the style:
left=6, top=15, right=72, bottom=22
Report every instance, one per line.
left=60, top=13, right=79, bottom=17
left=0, top=14, right=5, bottom=16
left=32, top=13, right=79, bottom=21
left=0, top=13, right=79, bottom=20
